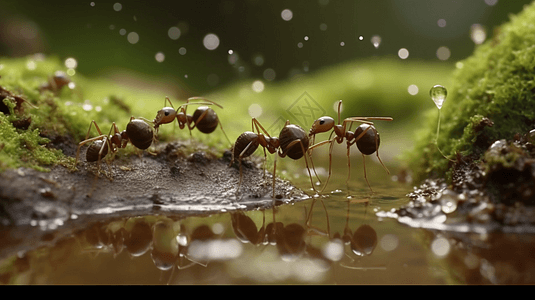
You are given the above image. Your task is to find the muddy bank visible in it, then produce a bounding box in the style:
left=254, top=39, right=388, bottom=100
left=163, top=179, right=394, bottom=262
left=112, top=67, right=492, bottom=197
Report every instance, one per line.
left=0, top=140, right=308, bottom=258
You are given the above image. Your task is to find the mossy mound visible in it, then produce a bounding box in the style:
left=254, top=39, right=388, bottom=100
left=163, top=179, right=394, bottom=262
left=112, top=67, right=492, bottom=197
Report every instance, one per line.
left=406, top=1, right=535, bottom=183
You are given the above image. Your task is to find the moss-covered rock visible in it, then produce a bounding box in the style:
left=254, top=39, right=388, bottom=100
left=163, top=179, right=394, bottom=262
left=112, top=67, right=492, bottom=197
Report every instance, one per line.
left=406, top=1, right=535, bottom=183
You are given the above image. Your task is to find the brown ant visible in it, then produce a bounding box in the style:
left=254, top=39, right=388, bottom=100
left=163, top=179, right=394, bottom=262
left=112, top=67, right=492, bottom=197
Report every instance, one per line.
left=229, top=118, right=317, bottom=198
left=308, top=100, right=393, bottom=193
left=153, top=96, right=231, bottom=145
left=75, top=116, right=154, bottom=195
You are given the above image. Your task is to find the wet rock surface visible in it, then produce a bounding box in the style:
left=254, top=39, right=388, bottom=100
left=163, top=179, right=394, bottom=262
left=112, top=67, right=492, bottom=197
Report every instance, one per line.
left=379, top=131, right=535, bottom=284
left=0, top=141, right=308, bottom=259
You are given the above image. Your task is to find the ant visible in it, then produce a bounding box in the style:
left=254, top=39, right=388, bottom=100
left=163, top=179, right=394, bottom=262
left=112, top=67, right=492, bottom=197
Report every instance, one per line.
left=307, top=100, right=393, bottom=193
left=152, top=96, right=231, bottom=145
left=229, top=118, right=318, bottom=198
left=75, top=116, right=154, bottom=195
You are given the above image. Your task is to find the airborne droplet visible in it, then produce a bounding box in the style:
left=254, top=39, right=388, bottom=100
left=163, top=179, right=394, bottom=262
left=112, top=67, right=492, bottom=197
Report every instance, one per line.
left=430, top=85, right=447, bottom=109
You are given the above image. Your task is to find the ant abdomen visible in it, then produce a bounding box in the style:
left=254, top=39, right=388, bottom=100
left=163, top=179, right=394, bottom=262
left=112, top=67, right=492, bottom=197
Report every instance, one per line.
left=86, top=140, right=109, bottom=162
left=126, top=119, right=153, bottom=150
left=192, top=106, right=218, bottom=134
left=355, top=123, right=380, bottom=155
left=279, top=124, right=309, bottom=160
left=233, top=131, right=260, bottom=160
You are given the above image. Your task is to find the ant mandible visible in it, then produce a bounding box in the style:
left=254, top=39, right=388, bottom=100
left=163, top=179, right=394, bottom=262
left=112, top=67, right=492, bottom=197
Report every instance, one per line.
left=75, top=116, right=154, bottom=194
left=229, top=118, right=318, bottom=198
left=307, top=100, right=393, bottom=193
left=153, top=96, right=231, bottom=146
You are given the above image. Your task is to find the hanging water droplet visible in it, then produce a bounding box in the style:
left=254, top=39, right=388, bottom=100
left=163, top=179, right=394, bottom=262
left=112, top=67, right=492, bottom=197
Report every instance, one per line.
left=430, top=85, right=447, bottom=109
left=371, top=35, right=381, bottom=49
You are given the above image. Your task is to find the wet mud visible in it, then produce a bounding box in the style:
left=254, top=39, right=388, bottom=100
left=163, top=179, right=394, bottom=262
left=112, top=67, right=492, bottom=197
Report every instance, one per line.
left=0, top=140, right=308, bottom=260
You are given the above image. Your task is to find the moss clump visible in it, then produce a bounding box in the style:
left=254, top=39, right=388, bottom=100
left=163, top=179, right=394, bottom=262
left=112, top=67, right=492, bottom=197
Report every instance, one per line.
left=405, top=1, right=535, bottom=183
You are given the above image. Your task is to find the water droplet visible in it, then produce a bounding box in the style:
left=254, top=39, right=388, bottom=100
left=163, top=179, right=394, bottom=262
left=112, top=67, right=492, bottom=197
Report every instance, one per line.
left=119, top=28, right=126, bottom=36
left=370, top=35, right=381, bottom=48
left=319, top=23, right=327, bottom=31
left=436, top=46, right=451, bottom=61
left=228, top=49, right=233, bottom=55
left=248, top=103, right=263, bottom=118
left=113, top=3, right=122, bottom=12
left=304, top=36, right=309, bottom=41
left=64, top=57, right=77, bottom=69
left=430, top=85, right=447, bottom=109
left=398, top=48, right=409, bottom=59
left=155, top=52, right=165, bottom=62
left=179, top=47, right=187, bottom=55
left=263, top=68, right=276, bottom=81
left=340, top=41, right=345, bottom=46
left=90, top=2, right=95, bottom=7
left=439, top=190, right=458, bottom=214
left=431, top=236, right=450, bottom=257
left=281, top=9, right=293, bottom=21
left=168, top=26, right=181, bottom=40
left=470, top=24, right=486, bottom=45
left=127, top=32, right=139, bottom=44
left=253, top=54, right=264, bottom=66
left=485, top=0, right=498, bottom=6
left=297, top=42, right=303, bottom=48
left=203, top=33, right=220, bottom=50
left=408, top=84, right=419, bottom=95
left=358, top=35, right=363, bottom=41
left=437, top=19, right=446, bottom=28
left=252, top=80, right=264, bottom=93
left=228, top=52, right=239, bottom=65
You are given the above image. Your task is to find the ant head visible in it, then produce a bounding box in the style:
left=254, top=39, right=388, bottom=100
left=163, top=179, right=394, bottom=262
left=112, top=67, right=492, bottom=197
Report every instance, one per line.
left=153, top=107, right=177, bottom=126
left=309, top=116, right=335, bottom=135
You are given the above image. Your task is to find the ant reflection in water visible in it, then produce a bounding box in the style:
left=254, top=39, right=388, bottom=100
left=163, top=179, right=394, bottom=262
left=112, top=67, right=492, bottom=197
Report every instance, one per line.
left=229, top=117, right=318, bottom=198
left=306, top=197, right=382, bottom=270
left=153, top=96, right=231, bottom=146
left=308, top=100, right=393, bottom=194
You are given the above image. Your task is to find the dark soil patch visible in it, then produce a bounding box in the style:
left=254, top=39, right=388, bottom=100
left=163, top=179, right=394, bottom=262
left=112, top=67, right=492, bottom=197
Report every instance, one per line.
left=0, top=140, right=308, bottom=258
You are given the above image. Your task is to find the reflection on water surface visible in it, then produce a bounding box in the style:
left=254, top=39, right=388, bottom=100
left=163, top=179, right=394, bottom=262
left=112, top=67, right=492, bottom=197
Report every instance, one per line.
left=1, top=162, right=535, bottom=284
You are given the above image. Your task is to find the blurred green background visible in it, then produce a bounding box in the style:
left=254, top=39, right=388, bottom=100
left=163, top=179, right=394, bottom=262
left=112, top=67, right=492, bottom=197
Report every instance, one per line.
left=1, top=0, right=531, bottom=93
left=0, top=0, right=533, bottom=170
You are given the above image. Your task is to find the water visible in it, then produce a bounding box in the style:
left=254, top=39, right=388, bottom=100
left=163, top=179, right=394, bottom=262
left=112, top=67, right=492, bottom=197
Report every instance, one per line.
left=0, top=153, right=454, bottom=284
left=2, top=155, right=535, bottom=284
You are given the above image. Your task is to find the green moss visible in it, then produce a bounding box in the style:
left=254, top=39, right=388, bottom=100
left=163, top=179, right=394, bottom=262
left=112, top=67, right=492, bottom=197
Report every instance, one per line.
left=405, top=1, right=535, bottom=183
left=0, top=53, right=453, bottom=174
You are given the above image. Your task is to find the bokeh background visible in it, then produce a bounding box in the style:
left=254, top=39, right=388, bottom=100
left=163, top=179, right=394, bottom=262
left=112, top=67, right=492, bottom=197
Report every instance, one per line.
left=1, top=0, right=532, bottom=93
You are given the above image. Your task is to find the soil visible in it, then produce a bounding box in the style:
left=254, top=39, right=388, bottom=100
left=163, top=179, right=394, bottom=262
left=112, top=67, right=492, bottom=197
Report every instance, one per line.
left=0, top=140, right=308, bottom=259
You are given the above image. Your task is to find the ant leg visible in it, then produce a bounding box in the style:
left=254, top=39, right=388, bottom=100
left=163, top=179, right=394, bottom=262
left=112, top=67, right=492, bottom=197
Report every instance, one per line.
left=361, top=153, right=373, bottom=193
left=308, top=139, right=334, bottom=193
left=279, top=139, right=319, bottom=194
left=235, top=141, right=257, bottom=194
left=374, top=130, right=390, bottom=174
left=272, top=153, right=277, bottom=199
left=346, top=144, right=352, bottom=193
left=252, top=118, right=272, bottom=137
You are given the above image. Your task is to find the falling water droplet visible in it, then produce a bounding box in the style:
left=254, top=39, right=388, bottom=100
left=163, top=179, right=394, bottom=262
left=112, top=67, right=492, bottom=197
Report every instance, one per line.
left=203, top=33, right=220, bottom=50
left=281, top=9, right=293, bottom=21
left=430, top=85, right=447, bottom=109
left=371, top=35, right=381, bottom=48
